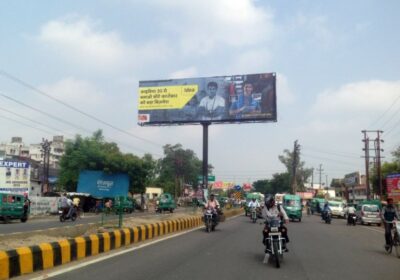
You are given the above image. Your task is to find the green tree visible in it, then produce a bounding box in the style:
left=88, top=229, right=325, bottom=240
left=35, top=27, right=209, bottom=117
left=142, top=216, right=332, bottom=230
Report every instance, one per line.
left=153, top=144, right=212, bottom=197
left=59, top=130, right=155, bottom=193
left=252, top=172, right=291, bottom=195
left=278, top=148, right=312, bottom=191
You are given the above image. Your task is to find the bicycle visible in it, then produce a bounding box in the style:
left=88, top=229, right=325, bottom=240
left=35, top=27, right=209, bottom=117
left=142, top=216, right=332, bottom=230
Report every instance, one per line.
left=385, top=220, right=400, bottom=258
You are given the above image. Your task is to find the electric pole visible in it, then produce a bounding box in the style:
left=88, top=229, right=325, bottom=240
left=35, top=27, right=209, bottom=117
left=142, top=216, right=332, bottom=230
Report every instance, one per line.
left=362, top=130, right=384, bottom=200
left=316, top=164, right=323, bottom=189
left=41, top=138, right=52, bottom=195
left=376, top=131, right=384, bottom=197
left=291, top=140, right=300, bottom=194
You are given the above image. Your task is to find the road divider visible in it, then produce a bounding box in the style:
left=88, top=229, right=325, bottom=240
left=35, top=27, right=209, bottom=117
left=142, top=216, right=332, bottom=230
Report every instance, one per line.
left=0, top=207, right=244, bottom=279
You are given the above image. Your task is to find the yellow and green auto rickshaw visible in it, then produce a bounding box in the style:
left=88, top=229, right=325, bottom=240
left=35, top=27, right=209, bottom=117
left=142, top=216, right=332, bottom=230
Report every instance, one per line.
left=0, top=192, right=29, bottom=223
left=283, top=194, right=302, bottom=222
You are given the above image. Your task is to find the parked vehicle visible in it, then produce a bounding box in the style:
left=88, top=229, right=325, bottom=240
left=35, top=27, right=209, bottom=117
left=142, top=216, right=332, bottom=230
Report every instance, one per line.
left=310, top=198, right=326, bottom=215
left=264, top=217, right=287, bottom=268
left=356, top=204, right=381, bottom=226
left=0, top=193, right=29, bottom=223
left=328, top=200, right=346, bottom=218
left=155, top=193, right=176, bottom=213
left=113, top=196, right=135, bottom=214
left=282, top=194, right=302, bottom=222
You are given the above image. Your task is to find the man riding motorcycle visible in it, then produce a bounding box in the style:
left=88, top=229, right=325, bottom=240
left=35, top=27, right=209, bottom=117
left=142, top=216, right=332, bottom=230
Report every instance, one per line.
left=321, top=202, right=331, bottom=221
left=262, top=195, right=290, bottom=251
left=204, top=194, right=220, bottom=224
left=381, top=198, right=399, bottom=251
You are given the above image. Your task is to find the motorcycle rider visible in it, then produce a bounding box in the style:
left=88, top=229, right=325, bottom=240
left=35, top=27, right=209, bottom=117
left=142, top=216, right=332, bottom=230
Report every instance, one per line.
left=345, top=204, right=356, bottom=225
left=248, top=198, right=261, bottom=218
left=66, top=195, right=75, bottom=219
left=322, top=202, right=331, bottom=221
left=381, top=198, right=399, bottom=251
left=262, top=195, right=290, bottom=251
left=204, top=194, right=220, bottom=224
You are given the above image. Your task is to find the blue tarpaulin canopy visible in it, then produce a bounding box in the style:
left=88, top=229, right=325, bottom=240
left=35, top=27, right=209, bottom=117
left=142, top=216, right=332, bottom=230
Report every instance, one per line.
left=77, top=170, right=129, bottom=198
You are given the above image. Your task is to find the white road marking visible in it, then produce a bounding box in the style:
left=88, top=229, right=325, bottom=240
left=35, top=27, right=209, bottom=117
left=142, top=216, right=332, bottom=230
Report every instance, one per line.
left=29, top=227, right=202, bottom=280
left=361, top=226, right=384, bottom=234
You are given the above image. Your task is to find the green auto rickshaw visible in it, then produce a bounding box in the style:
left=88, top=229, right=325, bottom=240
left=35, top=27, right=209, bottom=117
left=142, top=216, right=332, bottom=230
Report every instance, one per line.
left=0, top=192, right=29, bottom=223
left=283, top=194, right=302, bottom=222
left=113, top=196, right=135, bottom=214
left=156, top=193, right=177, bottom=213
left=311, top=198, right=326, bottom=214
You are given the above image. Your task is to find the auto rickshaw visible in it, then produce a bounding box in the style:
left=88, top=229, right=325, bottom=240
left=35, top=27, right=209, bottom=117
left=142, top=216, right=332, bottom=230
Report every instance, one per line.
left=0, top=192, right=29, bottom=223
left=282, top=194, right=302, bottom=222
left=155, top=193, right=176, bottom=213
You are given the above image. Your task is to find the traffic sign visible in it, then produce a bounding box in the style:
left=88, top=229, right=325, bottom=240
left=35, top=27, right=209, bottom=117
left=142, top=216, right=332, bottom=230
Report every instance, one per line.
left=197, top=175, right=215, bottom=182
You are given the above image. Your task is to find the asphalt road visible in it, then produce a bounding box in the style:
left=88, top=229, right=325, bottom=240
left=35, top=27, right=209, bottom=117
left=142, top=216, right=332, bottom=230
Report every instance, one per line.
left=33, top=213, right=400, bottom=280
left=0, top=208, right=188, bottom=235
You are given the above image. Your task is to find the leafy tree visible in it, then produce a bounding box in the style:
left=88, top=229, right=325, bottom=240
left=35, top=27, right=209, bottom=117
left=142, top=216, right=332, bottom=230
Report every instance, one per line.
left=278, top=148, right=312, bottom=191
left=253, top=172, right=291, bottom=195
left=153, top=144, right=212, bottom=197
left=59, top=130, right=155, bottom=193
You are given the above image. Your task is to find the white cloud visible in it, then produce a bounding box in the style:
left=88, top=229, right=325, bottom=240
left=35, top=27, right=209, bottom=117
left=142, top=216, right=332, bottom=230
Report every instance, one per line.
left=169, top=67, right=198, bottom=79
left=276, top=73, right=295, bottom=105
left=37, top=15, right=171, bottom=71
left=39, top=77, right=105, bottom=106
left=154, top=0, right=275, bottom=55
left=311, top=80, right=400, bottom=116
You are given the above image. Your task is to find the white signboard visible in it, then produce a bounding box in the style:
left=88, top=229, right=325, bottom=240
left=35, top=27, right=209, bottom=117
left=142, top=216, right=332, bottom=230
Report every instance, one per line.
left=0, top=160, right=30, bottom=193
left=29, top=197, right=60, bottom=215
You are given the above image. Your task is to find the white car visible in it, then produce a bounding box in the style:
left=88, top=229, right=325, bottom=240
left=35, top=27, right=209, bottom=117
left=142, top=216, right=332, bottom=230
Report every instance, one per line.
left=328, top=201, right=346, bottom=218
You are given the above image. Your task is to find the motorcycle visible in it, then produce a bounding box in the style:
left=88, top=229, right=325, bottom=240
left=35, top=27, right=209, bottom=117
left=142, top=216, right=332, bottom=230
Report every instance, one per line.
left=59, top=208, right=77, bottom=222
left=263, top=217, right=287, bottom=268
left=347, top=213, right=357, bottom=226
left=322, top=210, right=332, bottom=224
left=204, top=208, right=218, bottom=232
left=250, top=207, right=257, bottom=223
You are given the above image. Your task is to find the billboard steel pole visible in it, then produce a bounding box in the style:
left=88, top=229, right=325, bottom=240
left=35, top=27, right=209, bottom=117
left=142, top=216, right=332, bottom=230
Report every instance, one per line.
left=202, top=122, right=210, bottom=198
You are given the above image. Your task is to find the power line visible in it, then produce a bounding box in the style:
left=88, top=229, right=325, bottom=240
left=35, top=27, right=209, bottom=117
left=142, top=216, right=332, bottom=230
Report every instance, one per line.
left=0, top=92, right=163, bottom=157
left=369, top=93, right=400, bottom=129
left=0, top=106, right=75, bottom=138
left=302, top=146, right=360, bottom=159
left=302, top=153, right=361, bottom=167
left=0, top=91, right=92, bottom=134
left=0, top=114, right=54, bottom=136
left=0, top=70, right=162, bottom=148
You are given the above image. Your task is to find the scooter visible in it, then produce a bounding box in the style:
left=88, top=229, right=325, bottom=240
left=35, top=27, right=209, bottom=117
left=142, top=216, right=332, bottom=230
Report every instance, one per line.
left=59, top=208, right=77, bottom=222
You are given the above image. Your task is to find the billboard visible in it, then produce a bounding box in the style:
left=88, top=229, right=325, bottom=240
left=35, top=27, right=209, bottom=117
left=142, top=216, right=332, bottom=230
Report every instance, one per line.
left=0, top=160, right=30, bottom=193
left=138, top=72, right=276, bottom=125
left=77, top=170, right=129, bottom=198
left=386, top=174, right=400, bottom=202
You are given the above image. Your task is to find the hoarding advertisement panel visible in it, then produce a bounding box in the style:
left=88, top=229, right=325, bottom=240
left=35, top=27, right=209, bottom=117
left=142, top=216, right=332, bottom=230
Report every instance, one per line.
left=386, top=174, right=400, bottom=202
left=138, top=73, right=276, bottom=125
left=0, top=160, right=30, bottom=193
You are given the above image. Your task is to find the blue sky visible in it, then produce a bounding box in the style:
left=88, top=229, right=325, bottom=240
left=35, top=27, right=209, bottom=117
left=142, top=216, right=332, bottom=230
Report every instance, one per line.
left=1, top=0, right=400, bottom=185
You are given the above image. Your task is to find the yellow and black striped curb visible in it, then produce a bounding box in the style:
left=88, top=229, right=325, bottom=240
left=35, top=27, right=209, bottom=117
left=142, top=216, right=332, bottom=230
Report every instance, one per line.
left=0, top=216, right=202, bottom=280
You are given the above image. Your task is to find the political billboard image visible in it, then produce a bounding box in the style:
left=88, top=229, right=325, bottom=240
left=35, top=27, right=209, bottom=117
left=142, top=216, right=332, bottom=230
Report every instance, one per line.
left=138, top=72, right=276, bottom=125
left=386, top=174, right=400, bottom=202
left=77, top=170, right=129, bottom=198
left=0, top=160, right=30, bottom=193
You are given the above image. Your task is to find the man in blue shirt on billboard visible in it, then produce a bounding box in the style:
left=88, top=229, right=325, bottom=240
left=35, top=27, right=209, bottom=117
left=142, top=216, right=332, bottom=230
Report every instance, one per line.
left=229, top=81, right=260, bottom=119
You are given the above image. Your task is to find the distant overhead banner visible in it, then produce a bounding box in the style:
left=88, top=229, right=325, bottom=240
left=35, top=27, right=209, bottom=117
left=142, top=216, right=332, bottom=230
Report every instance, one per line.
left=77, top=170, right=129, bottom=198
left=138, top=73, right=276, bottom=125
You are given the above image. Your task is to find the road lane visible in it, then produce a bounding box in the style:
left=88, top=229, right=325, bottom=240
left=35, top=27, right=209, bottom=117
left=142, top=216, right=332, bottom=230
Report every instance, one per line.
left=0, top=208, right=188, bottom=235
left=24, top=213, right=400, bottom=280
